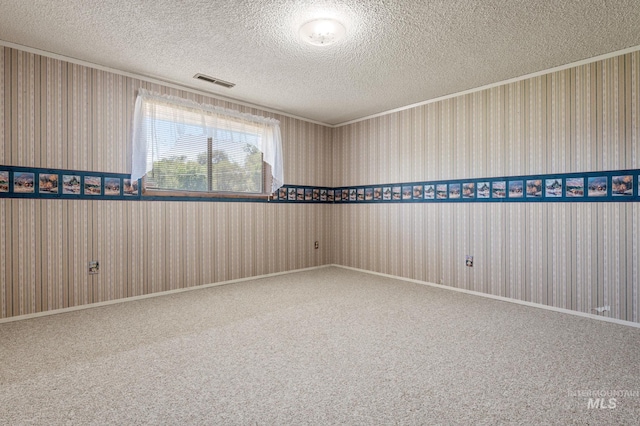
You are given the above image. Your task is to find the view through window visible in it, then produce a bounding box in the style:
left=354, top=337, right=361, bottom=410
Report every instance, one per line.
left=132, top=89, right=283, bottom=195
left=144, top=121, right=265, bottom=194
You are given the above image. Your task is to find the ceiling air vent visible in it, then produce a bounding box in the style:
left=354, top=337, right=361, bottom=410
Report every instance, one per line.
left=194, top=73, right=235, bottom=88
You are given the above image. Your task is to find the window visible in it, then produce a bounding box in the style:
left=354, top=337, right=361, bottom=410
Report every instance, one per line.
left=145, top=134, right=267, bottom=194
left=131, top=89, right=283, bottom=197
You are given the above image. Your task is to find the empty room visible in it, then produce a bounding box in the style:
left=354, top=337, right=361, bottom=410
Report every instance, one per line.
left=1, top=1, right=640, bottom=424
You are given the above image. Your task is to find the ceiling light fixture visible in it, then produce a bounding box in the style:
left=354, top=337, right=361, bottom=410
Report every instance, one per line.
left=299, top=19, right=346, bottom=46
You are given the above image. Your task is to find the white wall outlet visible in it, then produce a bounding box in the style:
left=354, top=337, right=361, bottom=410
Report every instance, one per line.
left=466, top=255, right=473, bottom=267
left=314, top=241, right=319, bottom=249
left=88, top=261, right=99, bottom=274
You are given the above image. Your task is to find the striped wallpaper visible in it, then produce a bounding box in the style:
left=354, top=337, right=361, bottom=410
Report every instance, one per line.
left=0, top=200, right=331, bottom=318
left=2, top=44, right=639, bottom=324
left=0, top=46, right=332, bottom=319
left=332, top=52, right=640, bottom=323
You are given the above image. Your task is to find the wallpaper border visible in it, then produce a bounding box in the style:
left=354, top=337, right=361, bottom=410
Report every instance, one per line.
left=2, top=165, right=639, bottom=204
left=1, top=165, right=141, bottom=201
left=276, top=169, right=640, bottom=204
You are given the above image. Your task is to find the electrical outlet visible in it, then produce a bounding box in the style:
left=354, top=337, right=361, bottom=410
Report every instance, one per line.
left=88, top=261, right=99, bottom=274
left=314, top=241, right=319, bottom=249
left=465, top=255, right=473, bottom=267
left=593, top=305, right=610, bottom=314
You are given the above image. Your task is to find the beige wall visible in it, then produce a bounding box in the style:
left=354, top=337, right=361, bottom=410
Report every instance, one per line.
left=332, top=52, right=640, bottom=323
left=2, top=45, right=639, bottom=324
left=0, top=47, right=332, bottom=318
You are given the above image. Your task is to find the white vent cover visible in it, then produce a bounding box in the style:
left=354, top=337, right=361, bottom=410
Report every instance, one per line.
left=194, top=73, right=235, bottom=88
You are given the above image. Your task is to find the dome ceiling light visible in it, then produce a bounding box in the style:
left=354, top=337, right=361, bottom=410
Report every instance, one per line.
left=299, top=19, right=346, bottom=46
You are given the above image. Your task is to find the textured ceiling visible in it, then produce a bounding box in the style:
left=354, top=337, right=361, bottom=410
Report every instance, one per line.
left=1, top=0, right=640, bottom=125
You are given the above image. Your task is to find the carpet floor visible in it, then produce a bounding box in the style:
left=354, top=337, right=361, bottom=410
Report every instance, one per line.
left=1, top=266, right=639, bottom=425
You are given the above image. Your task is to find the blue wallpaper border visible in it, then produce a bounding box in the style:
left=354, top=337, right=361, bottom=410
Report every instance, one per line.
left=1, top=166, right=141, bottom=201
left=1, top=165, right=639, bottom=204
left=274, top=169, right=640, bottom=204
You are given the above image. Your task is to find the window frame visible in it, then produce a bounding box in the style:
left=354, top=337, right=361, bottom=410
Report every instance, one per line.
left=132, top=89, right=284, bottom=198
left=142, top=155, right=273, bottom=200
left=142, top=185, right=273, bottom=200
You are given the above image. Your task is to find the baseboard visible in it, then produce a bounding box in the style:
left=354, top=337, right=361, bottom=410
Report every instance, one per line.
left=331, top=264, right=640, bottom=329
left=6, top=263, right=637, bottom=329
left=0, top=264, right=334, bottom=324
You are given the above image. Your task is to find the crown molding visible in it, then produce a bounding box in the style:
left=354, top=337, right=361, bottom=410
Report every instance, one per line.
left=0, top=39, right=330, bottom=128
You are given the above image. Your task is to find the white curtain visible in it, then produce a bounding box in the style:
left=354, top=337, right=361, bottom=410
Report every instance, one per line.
left=131, top=89, right=284, bottom=193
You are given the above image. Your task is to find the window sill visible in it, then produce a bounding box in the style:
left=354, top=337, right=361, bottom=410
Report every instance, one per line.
left=142, top=188, right=272, bottom=200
